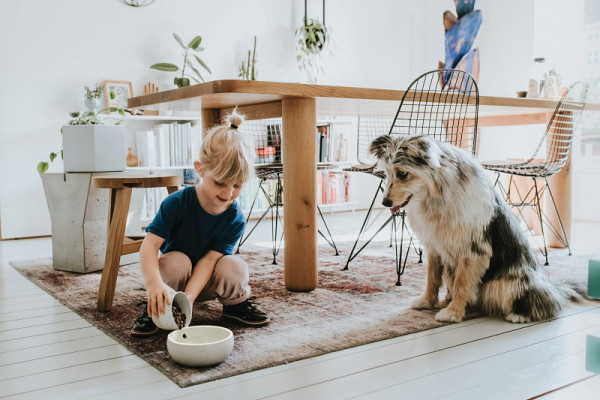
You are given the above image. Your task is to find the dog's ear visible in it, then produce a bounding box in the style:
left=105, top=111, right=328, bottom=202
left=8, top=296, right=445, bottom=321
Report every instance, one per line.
left=424, top=138, right=442, bottom=169
left=369, top=135, right=395, bottom=160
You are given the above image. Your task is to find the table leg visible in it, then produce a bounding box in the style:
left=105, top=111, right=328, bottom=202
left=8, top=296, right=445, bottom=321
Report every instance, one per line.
left=282, top=98, right=318, bottom=291
left=547, top=152, right=571, bottom=248
left=97, top=187, right=132, bottom=311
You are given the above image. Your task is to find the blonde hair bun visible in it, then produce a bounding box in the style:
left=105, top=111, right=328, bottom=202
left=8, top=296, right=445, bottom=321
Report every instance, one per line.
left=227, top=108, right=244, bottom=129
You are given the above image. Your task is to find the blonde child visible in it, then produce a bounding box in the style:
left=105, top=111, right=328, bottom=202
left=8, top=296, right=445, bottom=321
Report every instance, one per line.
left=132, top=109, right=269, bottom=336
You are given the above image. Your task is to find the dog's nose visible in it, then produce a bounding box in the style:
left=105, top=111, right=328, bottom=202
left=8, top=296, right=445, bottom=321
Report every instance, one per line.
left=382, top=198, right=393, bottom=208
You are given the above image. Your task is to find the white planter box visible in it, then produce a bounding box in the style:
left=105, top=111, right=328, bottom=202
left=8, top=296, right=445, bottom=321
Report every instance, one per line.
left=62, top=125, right=126, bottom=172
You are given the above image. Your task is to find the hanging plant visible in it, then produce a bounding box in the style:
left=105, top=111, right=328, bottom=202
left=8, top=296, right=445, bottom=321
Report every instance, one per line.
left=295, top=0, right=331, bottom=83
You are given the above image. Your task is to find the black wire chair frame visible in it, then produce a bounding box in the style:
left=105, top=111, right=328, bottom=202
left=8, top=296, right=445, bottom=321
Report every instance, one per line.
left=481, top=81, right=589, bottom=265
left=343, top=68, right=480, bottom=285
left=235, top=120, right=339, bottom=265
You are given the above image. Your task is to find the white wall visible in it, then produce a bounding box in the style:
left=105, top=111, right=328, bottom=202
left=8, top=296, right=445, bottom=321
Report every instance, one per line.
left=0, top=0, right=536, bottom=238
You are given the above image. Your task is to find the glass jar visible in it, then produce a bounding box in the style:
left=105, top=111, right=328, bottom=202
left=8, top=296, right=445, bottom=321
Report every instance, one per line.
left=527, top=57, right=548, bottom=98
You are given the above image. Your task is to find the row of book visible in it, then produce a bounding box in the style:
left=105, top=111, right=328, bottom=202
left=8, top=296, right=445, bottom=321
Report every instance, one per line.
left=317, top=171, right=350, bottom=205
left=236, top=170, right=351, bottom=216
left=141, top=169, right=199, bottom=221
left=135, top=122, right=202, bottom=167
left=317, top=123, right=352, bottom=163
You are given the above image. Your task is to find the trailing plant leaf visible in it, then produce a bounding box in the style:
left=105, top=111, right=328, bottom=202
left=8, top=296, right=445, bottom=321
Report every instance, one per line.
left=37, top=161, right=49, bottom=174
left=150, top=63, right=179, bottom=72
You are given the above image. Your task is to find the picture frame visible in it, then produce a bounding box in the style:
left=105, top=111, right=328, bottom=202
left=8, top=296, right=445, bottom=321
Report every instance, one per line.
left=103, top=81, right=133, bottom=110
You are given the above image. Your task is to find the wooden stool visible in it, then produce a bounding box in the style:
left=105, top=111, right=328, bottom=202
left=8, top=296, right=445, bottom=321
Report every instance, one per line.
left=92, top=172, right=183, bottom=311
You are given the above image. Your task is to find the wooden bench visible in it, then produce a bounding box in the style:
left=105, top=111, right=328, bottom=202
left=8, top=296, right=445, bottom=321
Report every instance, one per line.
left=92, top=172, right=182, bottom=311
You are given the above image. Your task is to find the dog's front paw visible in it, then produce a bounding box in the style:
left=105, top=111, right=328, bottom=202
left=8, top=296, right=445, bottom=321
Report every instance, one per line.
left=411, top=296, right=437, bottom=310
left=505, top=313, right=532, bottom=324
left=435, top=307, right=464, bottom=323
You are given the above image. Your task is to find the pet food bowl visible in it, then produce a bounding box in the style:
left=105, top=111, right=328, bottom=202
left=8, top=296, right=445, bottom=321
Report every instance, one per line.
left=151, top=291, right=192, bottom=331
left=167, top=326, right=234, bottom=367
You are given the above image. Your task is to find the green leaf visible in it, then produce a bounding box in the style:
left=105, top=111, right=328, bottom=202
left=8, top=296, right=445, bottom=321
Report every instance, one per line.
left=49, top=152, right=58, bottom=162
left=109, top=90, right=116, bottom=100
left=150, top=63, right=179, bottom=72
left=193, top=55, right=211, bottom=73
left=173, top=33, right=186, bottom=50
left=69, top=112, right=80, bottom=118
left=188, top=36, right=202, bottom=50
left=187, top=62, right=204, bottom=82
left=37, top=161, right=49, bottom=174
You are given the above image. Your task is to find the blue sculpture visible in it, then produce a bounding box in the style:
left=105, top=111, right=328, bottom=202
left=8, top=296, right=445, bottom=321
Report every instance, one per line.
left=442, top=0, right=481, bottom=88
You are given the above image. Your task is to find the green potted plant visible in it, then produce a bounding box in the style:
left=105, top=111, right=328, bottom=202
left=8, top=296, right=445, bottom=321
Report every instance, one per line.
left=150, top=33, right=212, bottom=88
left=239, top=35, right=257, bottom=81
left=83, top=83, right=103, bottom=114
left=295, top=15, right=331, bottom=83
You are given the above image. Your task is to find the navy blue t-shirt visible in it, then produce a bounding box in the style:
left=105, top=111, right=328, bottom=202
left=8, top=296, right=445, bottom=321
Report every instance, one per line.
left=146, top=186, right=245, bottom=266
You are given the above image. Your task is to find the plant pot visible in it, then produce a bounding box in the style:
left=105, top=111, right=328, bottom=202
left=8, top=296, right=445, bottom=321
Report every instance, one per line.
left=62, top=125, right=126, bottom=172
left=41, top=172, right=145, bottom=273
left=84, top=97, right=102, bottom=114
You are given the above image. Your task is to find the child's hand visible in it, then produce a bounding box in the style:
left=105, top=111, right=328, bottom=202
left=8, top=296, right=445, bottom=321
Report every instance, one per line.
left=146, top=282, right=173, bottom=318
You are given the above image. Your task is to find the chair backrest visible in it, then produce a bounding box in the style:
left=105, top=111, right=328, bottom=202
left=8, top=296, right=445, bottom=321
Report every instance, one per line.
left=390, top=68, right=480, bottom=155
left=240, top=118, right=283, bottom=166
left=528, top=81, right=589, bottom=175
left=355, top=116, right=394, bottom=165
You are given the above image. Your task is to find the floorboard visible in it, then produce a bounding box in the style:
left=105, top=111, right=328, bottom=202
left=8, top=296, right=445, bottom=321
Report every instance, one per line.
left=0, top=216, right=598, bottom=399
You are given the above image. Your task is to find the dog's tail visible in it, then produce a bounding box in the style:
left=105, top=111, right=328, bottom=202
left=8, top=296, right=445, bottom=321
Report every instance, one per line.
left=553, top=277, right=588, bottom=303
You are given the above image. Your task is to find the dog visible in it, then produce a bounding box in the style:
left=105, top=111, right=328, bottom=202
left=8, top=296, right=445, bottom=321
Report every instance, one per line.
left=370, top=134, right=583, bottom=323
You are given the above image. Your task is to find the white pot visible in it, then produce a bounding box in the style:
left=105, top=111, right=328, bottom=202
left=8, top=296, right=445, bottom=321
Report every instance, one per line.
left=62, top=125, right=126, bottom=172
left=41, top=172, right=145, bottom=273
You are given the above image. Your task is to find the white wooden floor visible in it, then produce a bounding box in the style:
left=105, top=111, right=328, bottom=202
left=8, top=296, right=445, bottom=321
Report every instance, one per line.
left=1, top=213, right=600, bottom=400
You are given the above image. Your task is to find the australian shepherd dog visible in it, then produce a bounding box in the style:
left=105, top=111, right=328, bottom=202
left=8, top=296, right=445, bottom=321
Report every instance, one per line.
left=370, top=134, right=583, bottom=323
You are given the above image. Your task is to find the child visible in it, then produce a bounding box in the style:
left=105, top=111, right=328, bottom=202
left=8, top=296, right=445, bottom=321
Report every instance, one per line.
left=131, top=109, right=269, bottom=336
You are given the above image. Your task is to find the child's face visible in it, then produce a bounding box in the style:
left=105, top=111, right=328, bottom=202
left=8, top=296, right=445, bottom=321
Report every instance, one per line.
left=198, top=169, right=244, bottom=214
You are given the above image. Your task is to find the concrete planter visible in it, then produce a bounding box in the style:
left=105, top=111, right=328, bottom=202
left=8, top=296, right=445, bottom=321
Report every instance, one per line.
left=41, top=172, right=143, bottom=273
left=62, top=125, right=126, bottom=172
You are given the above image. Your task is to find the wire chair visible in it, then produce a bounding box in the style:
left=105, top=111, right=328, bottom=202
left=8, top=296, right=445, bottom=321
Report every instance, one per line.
left=481, top=81, right=589, bottom=265
left=343, top=69, right=479, bottom=285
left=236, top=119, right=339, bottom=264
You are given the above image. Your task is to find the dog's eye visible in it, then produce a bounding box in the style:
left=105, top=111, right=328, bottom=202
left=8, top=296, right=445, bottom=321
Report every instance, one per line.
left=396, top=170, right=408, bottom=179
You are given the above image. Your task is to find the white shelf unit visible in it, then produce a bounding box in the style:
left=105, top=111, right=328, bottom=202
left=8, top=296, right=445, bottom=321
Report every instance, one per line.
left=121, top=115, right=202, bottom=228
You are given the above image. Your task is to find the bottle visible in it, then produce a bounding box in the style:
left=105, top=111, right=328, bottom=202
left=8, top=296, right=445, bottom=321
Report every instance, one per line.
left=126, top=148, right=138, bottom=167
left=527, top=57, right=548, bottom=98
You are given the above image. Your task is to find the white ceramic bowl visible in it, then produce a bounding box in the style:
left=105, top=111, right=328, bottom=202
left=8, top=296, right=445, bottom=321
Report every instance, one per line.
left=167, top=326, right=234, bottom=367
left=151, top=291, right=192, bottom=331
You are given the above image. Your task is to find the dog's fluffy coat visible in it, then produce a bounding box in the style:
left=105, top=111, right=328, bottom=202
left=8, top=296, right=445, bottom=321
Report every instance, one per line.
left=370, top=135, right=581, bottom=323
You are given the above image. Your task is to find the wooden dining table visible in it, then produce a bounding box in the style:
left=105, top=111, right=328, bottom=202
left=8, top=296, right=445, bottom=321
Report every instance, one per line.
left=128, top=79, right=599, bottom=292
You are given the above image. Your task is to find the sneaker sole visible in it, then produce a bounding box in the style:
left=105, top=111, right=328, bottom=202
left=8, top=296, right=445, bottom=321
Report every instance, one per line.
left=222, top=313, right=270, bottom=326
left=130, top=326, right=159, bottom=337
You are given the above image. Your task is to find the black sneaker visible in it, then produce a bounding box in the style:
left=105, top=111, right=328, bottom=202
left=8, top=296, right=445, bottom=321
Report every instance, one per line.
left=131, top=302, right=158, bottom=337
left=222, top=297, right=270, bottom=326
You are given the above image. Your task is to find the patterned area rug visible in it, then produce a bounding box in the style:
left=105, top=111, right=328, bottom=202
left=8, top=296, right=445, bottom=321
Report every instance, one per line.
left=10, top=241, right=586, bottom=388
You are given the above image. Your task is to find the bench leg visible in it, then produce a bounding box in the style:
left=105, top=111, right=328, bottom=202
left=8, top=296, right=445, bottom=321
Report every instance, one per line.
left=97, top=187, right=132, bottom=312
